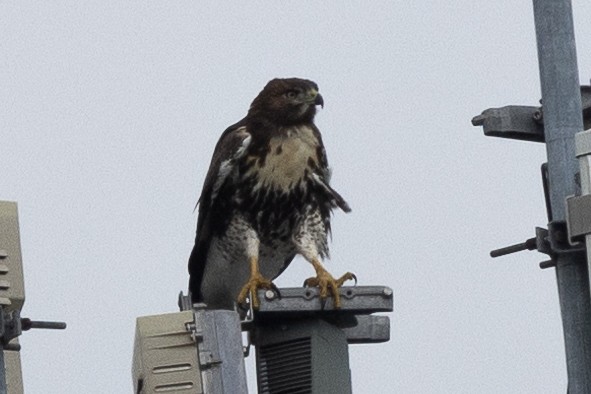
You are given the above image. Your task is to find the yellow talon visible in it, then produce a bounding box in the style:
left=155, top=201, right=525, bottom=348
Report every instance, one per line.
left=304, top=259, right=356, bottom=308
left=237, top=256, right=277, bottom=309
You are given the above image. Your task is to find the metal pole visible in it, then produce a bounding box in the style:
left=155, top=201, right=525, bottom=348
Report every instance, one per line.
left=575, top=129, right=591, bottom=287
left=532, top=1, right=591, bottom=392
left=0, top=343, right=6, bottom=394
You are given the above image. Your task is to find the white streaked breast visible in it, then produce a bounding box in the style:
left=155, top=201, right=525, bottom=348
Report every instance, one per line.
left=248, top=125, right=319, bottom=193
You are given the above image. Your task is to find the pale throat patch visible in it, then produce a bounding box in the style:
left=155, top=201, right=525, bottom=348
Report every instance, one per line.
left=249, top=125, right=319, bottom=192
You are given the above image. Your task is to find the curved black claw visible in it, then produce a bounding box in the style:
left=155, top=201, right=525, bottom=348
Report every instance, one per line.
left=269, top=282, right=282, bottom=300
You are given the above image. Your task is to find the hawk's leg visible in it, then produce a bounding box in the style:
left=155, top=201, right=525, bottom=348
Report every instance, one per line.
left=237, top=256, right=278, bottom=309
left=303, top=258, right=356, bottom=308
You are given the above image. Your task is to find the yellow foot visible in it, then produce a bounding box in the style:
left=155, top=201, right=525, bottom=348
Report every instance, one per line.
left=237, top=273, right=279, bottom=309
left=303, top=270, right=356, bottom=308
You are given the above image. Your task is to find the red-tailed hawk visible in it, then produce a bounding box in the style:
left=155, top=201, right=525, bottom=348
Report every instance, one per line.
left=188, top=78, right=354, bottom=309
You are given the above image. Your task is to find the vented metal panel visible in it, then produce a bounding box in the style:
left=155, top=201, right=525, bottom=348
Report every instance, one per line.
left=257, top=337, right=312, bottom=394
left=255, top=318, right=352, bottom=394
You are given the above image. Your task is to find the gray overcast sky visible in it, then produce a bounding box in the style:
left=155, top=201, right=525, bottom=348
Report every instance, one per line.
left=2, top=2, right=591, bottom=393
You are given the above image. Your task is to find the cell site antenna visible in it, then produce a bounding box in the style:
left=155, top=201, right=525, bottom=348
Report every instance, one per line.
left=0, top=201, right=66, bottom=394
left=132, top=286, right=392, bottom=393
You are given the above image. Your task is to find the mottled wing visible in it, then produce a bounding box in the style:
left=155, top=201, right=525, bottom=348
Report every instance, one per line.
left=188, top=118, right=251, bottom=301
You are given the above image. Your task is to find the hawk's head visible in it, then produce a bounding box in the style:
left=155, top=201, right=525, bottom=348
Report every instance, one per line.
left=248, top=78, right=324, bottom=126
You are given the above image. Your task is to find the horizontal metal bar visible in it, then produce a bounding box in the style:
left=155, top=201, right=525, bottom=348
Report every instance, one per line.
left=255, top=286, right=393, bottom=315
left=341, top=315, right=390, bottom=344
left=472, top=106, right=544, bottom=142
left=20, top=319, right=66, bottom=331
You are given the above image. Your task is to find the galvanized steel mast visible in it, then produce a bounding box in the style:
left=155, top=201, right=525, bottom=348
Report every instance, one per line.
left=473, top=1, right=591, bottom=392
left=532, top=1, right=591, bottom=392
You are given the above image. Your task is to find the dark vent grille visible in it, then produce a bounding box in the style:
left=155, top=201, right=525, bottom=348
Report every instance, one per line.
left=257, top=337, right=312, bottom=394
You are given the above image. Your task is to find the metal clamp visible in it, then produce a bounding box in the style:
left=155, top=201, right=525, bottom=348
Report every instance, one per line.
left=472, top=105, right=544, bottom=142
left=490, top=222, right=585, bottom=269
left=472, top=85, right=591, bottom=143
left=0, top=309, right=65, bottom=351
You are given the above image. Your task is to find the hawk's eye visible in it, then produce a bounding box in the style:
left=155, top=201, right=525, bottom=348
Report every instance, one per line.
left=285, top=90, right=298, bottom=99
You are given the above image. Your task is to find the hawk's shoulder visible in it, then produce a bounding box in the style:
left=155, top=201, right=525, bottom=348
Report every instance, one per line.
left=188, top=118, right=251, bottom=293
left=197, top=118, right=251, bottom=209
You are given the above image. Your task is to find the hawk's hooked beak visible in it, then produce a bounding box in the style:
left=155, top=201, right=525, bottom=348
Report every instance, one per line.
left=313, top=92, right=324, bottom=108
